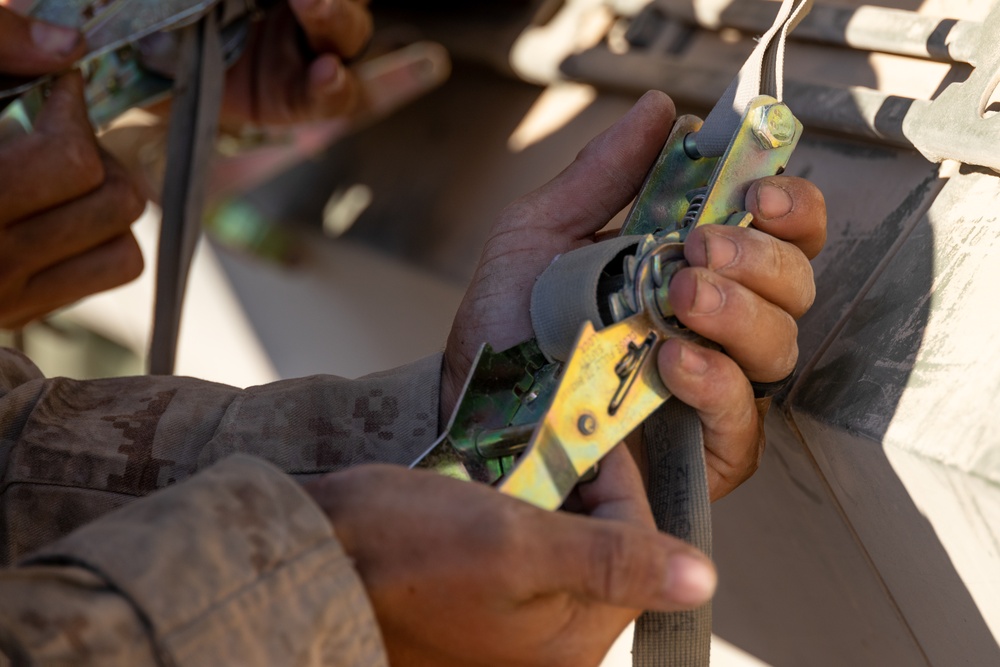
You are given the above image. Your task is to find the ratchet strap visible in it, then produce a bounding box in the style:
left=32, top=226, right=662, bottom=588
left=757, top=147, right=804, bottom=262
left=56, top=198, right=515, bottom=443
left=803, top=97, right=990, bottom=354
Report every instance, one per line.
left=531, top=237, right=644, bottom=361
left=149, top=10, right=226, bottom=374
left=530, top=1, right=812, bottom=665
left=695, top=0, right=813, bottom=157
left=633, top=401, right=712, bottom=666
left=633, top=2, right=811, bottom=665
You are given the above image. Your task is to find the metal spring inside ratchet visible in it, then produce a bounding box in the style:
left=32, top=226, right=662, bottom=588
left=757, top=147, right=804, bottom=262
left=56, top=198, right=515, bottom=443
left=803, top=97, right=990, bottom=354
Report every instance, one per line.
left=681, top=187, right=708, bottom=228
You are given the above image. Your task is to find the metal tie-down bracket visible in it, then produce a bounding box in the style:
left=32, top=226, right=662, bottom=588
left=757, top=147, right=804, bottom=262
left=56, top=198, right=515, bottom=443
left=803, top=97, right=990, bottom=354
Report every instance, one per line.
left=555, top=0, right=1000, bottom=173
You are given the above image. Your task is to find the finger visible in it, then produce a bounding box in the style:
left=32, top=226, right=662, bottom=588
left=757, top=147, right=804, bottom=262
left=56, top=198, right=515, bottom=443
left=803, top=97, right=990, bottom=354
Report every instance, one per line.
left=526, top=503, right=716, bottom=611
left=303, top=53, right=363, bottom=120
left=657, top=339, right=762, bottom=500
left=500, top=90, right=676, bottom=239
left=575, top=444, right=656, bottom=527
left=0, top=6, right=85, bottom=76
left=668, top=266, right=798, bottom=382
left=0, top=72, right=104, bottom=224
left=683, top=224, right=816, bottom=318
left=6, top=153, right=145, bottom=274
left=746, top=176, right=827, bottom=259
left=288, top=0, right=373, bottom=58
left=349, top=41, right=451, bottom=119
left=6, top=233, right=143, bottom=328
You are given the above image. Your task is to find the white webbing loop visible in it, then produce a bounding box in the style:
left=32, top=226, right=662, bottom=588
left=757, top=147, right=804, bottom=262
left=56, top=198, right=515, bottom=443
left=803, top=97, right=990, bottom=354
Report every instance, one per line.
left=695, top=0, right=814, bottom=156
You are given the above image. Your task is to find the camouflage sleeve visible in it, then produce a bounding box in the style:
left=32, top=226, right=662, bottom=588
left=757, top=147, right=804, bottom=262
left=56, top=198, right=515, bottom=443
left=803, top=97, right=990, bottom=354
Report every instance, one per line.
left=0, top=455, right=388, bottom=667
left=0, top=346, right=441, bottom=559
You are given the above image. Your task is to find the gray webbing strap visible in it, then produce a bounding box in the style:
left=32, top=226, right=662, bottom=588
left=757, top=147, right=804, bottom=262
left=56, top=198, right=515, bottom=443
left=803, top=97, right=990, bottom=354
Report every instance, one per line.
left=633, top=401, right=712, bottom=666
left=630, top=1, right=812, bottom=664
left=530, top=237, right=644, bottom=362
left=696, top=0, right=814, bottom=156
left=149, top=11, right=225, bottom=375
left=528, top=239, right=713, bottom=666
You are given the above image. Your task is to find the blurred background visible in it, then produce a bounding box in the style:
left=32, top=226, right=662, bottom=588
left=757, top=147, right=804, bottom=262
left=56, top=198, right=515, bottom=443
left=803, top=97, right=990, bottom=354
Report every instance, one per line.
left=7, top=1, right=1000, bottom=665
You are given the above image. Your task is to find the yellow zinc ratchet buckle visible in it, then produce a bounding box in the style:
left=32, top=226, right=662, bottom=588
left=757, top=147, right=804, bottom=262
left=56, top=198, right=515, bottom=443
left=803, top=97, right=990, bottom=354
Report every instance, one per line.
left=414, top=94, right=803, bottom=510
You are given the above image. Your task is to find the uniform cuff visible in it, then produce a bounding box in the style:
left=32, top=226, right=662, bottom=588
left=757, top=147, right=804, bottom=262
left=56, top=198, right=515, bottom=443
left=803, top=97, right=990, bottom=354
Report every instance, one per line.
left=25, top=455, right=387, bottom=667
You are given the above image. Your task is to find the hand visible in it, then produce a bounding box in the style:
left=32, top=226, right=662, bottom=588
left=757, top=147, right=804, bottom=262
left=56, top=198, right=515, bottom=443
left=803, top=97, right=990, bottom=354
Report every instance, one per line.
left=0, top=10, right=145, bottom=329
left=221, top=0, right=374, bottom=125
left=306, top=445, right=716, bottom=667
left=662, top=176, right=824, bottom=499
left=442, top=90, right=827, bottom=501
left=0, top=4, right=85, bottom=77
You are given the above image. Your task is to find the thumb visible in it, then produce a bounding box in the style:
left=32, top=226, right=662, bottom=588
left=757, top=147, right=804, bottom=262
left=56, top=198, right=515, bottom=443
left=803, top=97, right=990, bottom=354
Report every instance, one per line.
left=529, top=509, right=717, bottom=612
left=0, top=6, right=85, bottom=77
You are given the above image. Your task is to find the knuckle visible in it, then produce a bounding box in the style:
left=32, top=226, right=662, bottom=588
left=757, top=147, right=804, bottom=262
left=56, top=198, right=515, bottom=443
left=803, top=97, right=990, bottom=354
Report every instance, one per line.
left=793, top=262, right=816, bottom=317
left=765, top=233, right=786, bottom=281
left=771, top=237, right=816, bottom=318
left=349, top=15, right=374, bottom=55
left=740, top=415, right=766, bottom=482
left=746, top=310, right=797, bottom=380
left=478, top=503, right=533, bottom=589
left=753, top=423, right=767, bottom=472
left=777, top=326, right=799, bottom=375
left=805, top=177, right=828, bottom=214
left=116, top=234, right=144, bottom=282
left=717, top=454, right=756, bottom=495
left=575, top=132, right=605, bottom=164
left=321, top=3, right=372, bottom=56
left=712, top=417, right=761, bottom=495
left=493, top=198, right=536, bottom=234
left=589, top=528, right=643, bottom=603
left=487, top=502, right=528, bottom=558
left=59, top=133, right=105, bottom=191
left=104, top=165, right=146, bottom=224
left=789, top=176, right=828, bottom=252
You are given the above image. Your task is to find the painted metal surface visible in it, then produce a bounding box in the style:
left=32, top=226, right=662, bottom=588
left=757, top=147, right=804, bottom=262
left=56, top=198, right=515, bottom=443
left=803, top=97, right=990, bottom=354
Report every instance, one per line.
left=789, top=166, right=1000, bottom=662
left=552, top=0, right=1000, bottom=171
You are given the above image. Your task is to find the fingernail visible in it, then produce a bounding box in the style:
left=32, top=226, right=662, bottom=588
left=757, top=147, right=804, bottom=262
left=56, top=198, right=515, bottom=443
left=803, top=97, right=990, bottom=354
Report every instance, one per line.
left=705, top=232, right=738, bottom=270
left=691, top=274, right=724, bottom=315
left=665, top=553, right=716, bottom=606
left=313, top=56, right=344, bottom=92
left=755, top=182, right=793, bottom=220
left=31, top=21, right=81, bottom=57
left=677, top=341, right=708, bottom=375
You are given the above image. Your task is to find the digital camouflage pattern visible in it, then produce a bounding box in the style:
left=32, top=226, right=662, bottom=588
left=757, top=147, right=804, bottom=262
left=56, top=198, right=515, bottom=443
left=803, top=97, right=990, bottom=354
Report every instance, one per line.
left=0, top=347, right=443, bottom=665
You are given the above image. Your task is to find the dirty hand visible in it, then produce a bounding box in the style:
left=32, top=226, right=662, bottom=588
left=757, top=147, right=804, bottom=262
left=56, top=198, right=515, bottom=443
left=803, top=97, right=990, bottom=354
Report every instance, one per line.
left=442, top=90, right=827, bottom=501
left=222, top=0, right=374, bottom=124
left=0, top=10, right=145, bottom=330
left=305, top=444, right=715, bottom=667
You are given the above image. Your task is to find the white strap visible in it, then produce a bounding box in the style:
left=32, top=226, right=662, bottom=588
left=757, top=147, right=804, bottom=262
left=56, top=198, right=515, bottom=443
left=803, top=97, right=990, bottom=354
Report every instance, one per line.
left=695, top=0, right=814, bottom=156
